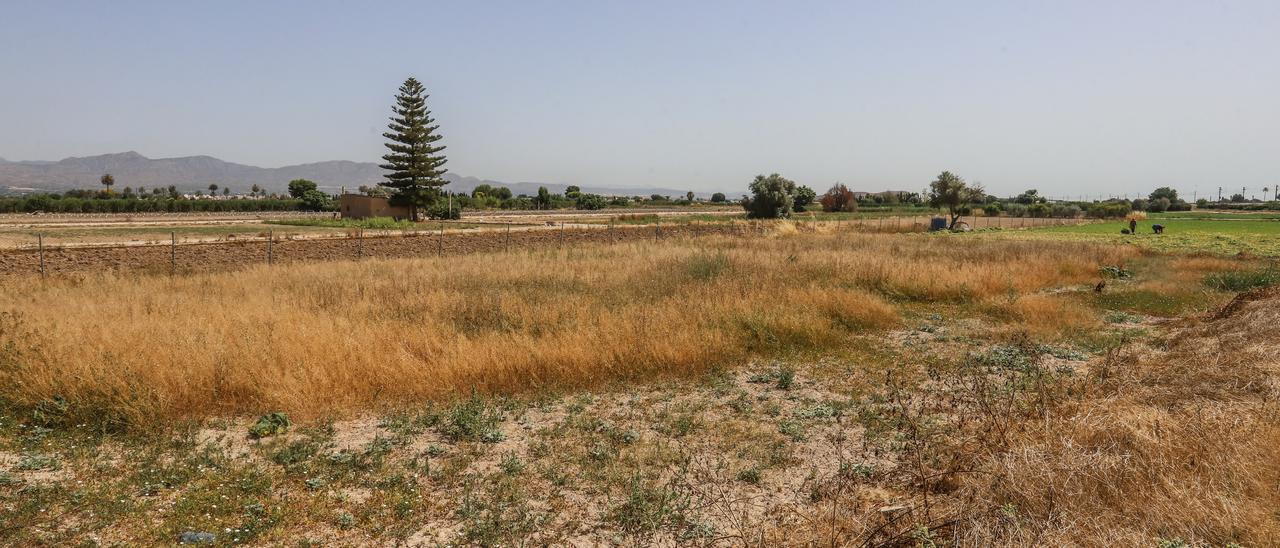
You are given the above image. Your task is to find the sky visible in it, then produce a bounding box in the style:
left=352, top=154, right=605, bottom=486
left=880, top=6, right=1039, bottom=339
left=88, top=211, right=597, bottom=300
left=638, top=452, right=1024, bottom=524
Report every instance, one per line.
left=1, top=1, right=1278, bottom=197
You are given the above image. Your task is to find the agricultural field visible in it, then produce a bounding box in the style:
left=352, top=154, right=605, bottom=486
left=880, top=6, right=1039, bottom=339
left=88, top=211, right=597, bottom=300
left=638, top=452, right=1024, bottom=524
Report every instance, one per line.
left=975, top=216, right=1280, bottom=256
left=0, top=219, right=1277, bottom=545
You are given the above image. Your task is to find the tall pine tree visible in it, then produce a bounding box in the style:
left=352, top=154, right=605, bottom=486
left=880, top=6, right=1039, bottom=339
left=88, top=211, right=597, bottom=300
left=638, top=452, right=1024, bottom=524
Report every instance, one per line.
left=379, top=77, right=448, bottom=221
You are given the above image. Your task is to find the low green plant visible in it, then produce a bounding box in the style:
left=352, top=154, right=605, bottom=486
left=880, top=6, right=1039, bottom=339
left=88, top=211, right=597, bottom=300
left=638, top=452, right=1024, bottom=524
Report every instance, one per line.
left=248, top=413, right=290, bottom=439
left=1204, top=267, right=1280, bottom=292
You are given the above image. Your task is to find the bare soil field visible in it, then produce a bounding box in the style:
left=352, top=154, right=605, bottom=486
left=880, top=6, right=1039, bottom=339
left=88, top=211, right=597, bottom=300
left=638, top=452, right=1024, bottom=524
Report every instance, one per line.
left=0, top=222, right=741, bottom=277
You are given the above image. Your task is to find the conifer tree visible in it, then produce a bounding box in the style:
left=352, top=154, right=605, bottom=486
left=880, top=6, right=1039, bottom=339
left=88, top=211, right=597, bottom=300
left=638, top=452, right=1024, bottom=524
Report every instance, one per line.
left=379, top=77, right=448, bottom=221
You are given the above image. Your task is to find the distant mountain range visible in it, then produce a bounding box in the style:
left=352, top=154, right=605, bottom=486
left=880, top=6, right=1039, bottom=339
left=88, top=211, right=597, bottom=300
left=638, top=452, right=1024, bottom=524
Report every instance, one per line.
left=0, top=151, right=721, bottom=198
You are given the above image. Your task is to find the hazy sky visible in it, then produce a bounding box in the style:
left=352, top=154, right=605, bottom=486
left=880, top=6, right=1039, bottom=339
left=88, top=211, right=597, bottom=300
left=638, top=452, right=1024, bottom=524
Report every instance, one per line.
left=2, top=1, right=1277, bottom=197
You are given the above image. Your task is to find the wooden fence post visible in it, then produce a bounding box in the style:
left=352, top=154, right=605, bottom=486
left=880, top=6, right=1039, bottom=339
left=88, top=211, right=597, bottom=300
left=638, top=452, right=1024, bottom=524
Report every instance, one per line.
left=37, top=234, right=45, bottom=279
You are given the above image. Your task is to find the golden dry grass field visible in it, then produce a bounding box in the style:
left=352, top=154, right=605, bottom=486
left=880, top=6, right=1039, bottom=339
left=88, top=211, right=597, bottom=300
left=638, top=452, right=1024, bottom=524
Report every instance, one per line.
left=0, top=222, right=1276, bottom=546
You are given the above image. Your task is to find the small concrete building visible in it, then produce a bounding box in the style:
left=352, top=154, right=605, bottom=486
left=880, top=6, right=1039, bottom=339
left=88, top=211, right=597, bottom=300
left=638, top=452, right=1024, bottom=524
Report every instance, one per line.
left=339, top=194, right=410, bottom=220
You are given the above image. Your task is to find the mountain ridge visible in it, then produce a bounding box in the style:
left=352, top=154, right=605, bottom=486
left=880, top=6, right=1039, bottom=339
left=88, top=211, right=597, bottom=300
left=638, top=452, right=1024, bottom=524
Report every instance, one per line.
left=0, top=152, right=722, bottom=198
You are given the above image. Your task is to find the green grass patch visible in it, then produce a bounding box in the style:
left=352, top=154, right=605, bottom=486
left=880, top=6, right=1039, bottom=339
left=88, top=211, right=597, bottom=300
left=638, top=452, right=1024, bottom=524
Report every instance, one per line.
left=974, top=218, right=1280, bottom=256
left=1204, top=267, right=1280, bottom=292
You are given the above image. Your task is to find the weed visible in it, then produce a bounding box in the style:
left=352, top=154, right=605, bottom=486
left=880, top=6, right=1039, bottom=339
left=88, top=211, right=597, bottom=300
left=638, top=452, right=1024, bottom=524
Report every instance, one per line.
left=430, top=392, right=505, bottom=443
left=248, top=413, right=290, bottom=439
left=499, top=452, right=525, bottom=475
left=736, top=467, right=762, bottom=485
left=1204, top=267, right=1280, bottom=292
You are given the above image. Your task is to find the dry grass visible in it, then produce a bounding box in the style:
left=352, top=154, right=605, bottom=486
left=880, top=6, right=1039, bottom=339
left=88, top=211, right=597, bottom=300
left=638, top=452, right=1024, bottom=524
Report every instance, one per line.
left=0, top=229, right=1134, bottom=427
left=958, top=288, right=1280, bottom=545
left=806, top=288, right=1280, bottom=546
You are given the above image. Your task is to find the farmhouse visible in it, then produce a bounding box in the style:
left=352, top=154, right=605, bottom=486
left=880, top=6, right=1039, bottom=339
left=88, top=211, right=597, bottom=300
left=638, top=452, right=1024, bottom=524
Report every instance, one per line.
left=339, top=194, right=410, bottom=220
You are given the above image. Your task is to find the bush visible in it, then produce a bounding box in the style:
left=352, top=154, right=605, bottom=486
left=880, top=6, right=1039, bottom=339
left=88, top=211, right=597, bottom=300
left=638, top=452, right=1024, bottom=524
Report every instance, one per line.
left=1027, top=203, right=1050, bottom=217
left=982, top=203, right=1002, bottom=217
left=1050, top=204, right=1080, bottom=218
left=710, top=192, right=727, bottom=203
left=575, top=193, right=607, bottom=210
left=426, top=201, right=462, bottom=220
left=299, top=190, right=334, bottom=211
left=1088, top=202, right=1131, bottom=219
left=1004, top=203, right=1028, bottom=217
left=1147, top=197, right=1171, bottom=213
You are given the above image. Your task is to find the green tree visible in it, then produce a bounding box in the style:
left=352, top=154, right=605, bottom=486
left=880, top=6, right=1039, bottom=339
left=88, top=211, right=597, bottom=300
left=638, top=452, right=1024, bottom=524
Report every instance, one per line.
left=793, top=185, right=816, bottom=213
left=250, top=184, right=262, bottom=197
left=565, top=185, right=581, bottom=199
left=686, top=191, right=695, bottom=202
left=1148, top=187, right=1179, bottom=203
left=928, top=171, right=984, bottom=229
left=535, top=186, right=552, bottom=209
left=1014, top=189, right=1044, bottom=204
left=576, top=193, right=607, bottom=210
left=100, top=173, right=115, bottom=193
left=300, top=190, right=334, bottom=211
left=379, top=77, right=448, bottom=221
left=287, top=179, right=317, bottom=198
left=208, top=184, right=219, bottom=195
left=710, top=192, right=727, bottom=203
left=742, top=173, right=796, bottom=219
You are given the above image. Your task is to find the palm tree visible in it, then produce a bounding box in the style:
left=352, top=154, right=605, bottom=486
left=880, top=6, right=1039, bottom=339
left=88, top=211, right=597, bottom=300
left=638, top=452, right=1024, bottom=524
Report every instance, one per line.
left=100, top=173, right=115, bottom=193
left=208, top=183, right=219, bottom=196
left=250, top=184, right=261, bottom=197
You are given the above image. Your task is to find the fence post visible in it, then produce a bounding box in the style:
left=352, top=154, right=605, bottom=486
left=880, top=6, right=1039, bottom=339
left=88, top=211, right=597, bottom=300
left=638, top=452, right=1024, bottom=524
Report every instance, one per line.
left=37, top=234, right=45, bottom=279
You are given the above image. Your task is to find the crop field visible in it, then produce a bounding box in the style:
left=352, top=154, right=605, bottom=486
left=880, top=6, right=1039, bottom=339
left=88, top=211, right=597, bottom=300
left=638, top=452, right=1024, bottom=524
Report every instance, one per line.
left=974, top=217, right=1280, bottom=256
left=1, top=219, right=1278, bottom=545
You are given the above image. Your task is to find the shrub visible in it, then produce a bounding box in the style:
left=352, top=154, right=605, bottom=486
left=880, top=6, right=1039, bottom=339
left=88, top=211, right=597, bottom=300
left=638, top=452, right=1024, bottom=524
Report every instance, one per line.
left=426, top=201, right=462, bottom=220
left=248, top=412, right=291, bottom=439
left=710, top=192, right=727, bottom=203
left=1050, top=204, right=1081, bottom=218
left=1027, top=203, right=1050, bottom=218
left=575, top=193, right=607, bottom=210
left=1147, top=197, right=1171, bottom=212
left=1088, top=202, right=1131, bottom=219
left=982, top=203, right=1002, bottom=217
left=299, top=190, right=334, bottom=211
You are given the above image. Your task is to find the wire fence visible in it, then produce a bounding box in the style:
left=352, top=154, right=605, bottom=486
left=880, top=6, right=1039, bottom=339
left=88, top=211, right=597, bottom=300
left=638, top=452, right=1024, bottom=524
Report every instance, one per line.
left=0, top=214, right=1091, bottom=278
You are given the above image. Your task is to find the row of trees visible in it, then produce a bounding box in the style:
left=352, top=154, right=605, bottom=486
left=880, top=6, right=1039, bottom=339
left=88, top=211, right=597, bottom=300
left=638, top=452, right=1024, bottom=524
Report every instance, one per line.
left=738, top=170, right=1225, bottom=225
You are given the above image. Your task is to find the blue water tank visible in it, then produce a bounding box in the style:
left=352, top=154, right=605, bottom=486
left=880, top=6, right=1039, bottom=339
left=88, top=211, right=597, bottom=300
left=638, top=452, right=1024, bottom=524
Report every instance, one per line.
left=929, top=217, right=948, bottom=231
